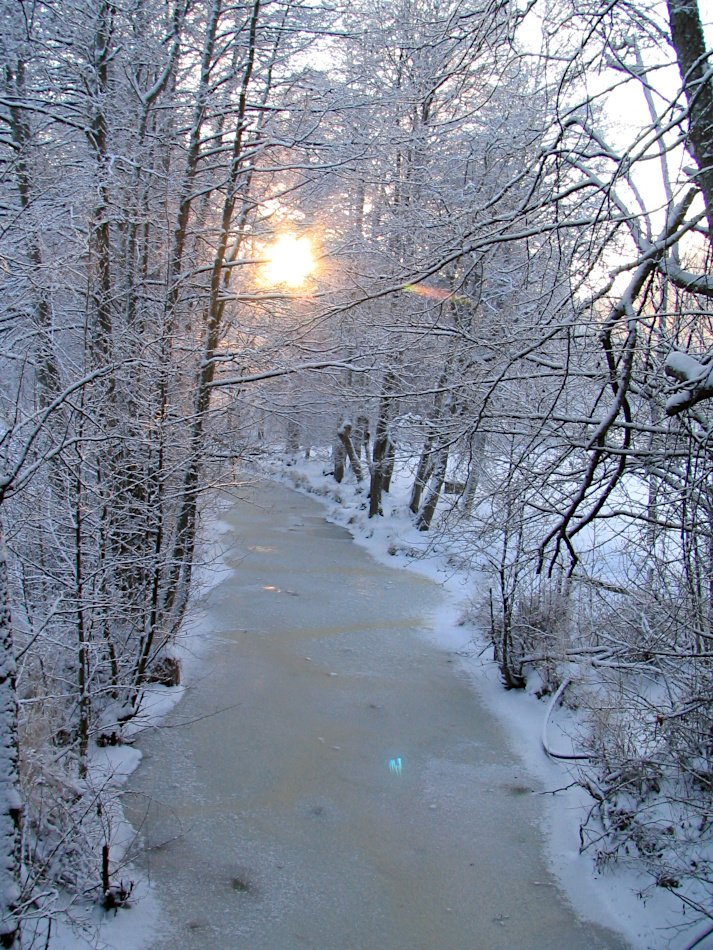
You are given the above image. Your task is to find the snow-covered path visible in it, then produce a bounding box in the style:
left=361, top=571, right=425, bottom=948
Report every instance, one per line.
left=125, top=481, right=629, bottom=949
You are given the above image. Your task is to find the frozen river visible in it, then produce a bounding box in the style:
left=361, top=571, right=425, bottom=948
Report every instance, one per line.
left=125, top=481, right=629, bottom=949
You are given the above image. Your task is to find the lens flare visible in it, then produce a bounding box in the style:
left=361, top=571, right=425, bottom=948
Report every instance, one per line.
left=403, top=283, right=452, bottom=301
left=403, top=283, right=473, bottom=304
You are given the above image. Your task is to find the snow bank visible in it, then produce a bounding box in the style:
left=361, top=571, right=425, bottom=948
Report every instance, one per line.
left=43, top=500, right=239, bottom=950
left=270, top=450, right=708, bottom=950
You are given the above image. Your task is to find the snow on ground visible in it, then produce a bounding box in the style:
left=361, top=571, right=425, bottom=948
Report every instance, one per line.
left=48, top=457, right=712, bottom=950
left=269, top=448, right=711, bottom=950
left=43, top=500, right=239, bottom=950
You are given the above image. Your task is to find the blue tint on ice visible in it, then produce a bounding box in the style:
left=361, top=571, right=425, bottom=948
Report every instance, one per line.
left=389, top=757, right=402, bottom=776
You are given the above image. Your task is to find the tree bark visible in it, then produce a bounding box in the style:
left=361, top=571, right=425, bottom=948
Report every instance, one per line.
left=462, top=431, right=486, bottom=512
left=338, top=421, right=363, bottom=481
left=410, top=437, right=434, bottom=514
left=417, top=447, right=448, bottom=531
left=353, top=415, right=370, bottom=468
left=332, top=437, right=345, bottom=483
left=409, top=364, right=450, bottom=513
left=382, top=438, right=395, bottom=492
left=369, top=373, right=395, bottom=518
left=0, top=529, right=20, bottom=949
left=287, top=418, right=300, bottom=454
left=6, top=62, right=60, bottom=405
left=86, top=0, right=114, bottom=368
left=667, top=0, right=713, bottom=241
left=74, top=452, right=89, bottom=776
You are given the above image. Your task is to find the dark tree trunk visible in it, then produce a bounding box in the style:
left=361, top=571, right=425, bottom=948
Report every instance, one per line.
left=369, top=373, right=395, bottom=517
left=417, top=447, right=448, bottom=531
left=410, top=436, right=435, bottom=513
left=353, top=415, right=370, bottom=468
left=462, top=431, right=486, bottom=512
left=6, top=62, right=60, bottom=404
left=667, top=0, right=713, bottom=241
left=382, top=438, right=395, bottom=492
left=338, top=421, right=363, bottom=481
left=86, top=0, right=114, bottom=369
left=409, top=364, right=450, bottom=513
left=287, top=418, right=300, bottom=454
left=0, top=529, right=20, bottom=949
left=333, top=438, right=345, bottom=483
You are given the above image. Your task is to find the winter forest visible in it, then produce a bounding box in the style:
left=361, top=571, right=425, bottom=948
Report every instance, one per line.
left=3, top=0, right=713, bottom=944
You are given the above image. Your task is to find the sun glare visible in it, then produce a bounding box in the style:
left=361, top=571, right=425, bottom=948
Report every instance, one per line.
left=264, top=234, right=315, bottom=287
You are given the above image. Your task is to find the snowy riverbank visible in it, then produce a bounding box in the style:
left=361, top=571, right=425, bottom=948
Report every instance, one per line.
left=269, top=449, right=709, bottom=950
left=40, top=501, right=238, bottom=950
left=48, top=459, right=710, bottom=950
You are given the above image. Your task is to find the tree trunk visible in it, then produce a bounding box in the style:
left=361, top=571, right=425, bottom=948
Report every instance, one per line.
left=74, top=454, right=90, bottom=776
left=0, top=529, right=21, bottom=949
left=332, top=438, right=345, bottom=483
left=409, top=364, right=450, bottom=513
left=382, top=437, right=395, bottom=492
left=287, top=418, right=300, bottom=454
left=417, top=447, right=448, bottom=531
left=410, top=435, right=435, bottom=513
left=6, top=61, right=60, bottom=405
left=462, top=431, right=486, bottom=512
left=369, top=373, right=395, bottom=517
left=338, top=421, right=363, bottom=481
left=353, top=415, right=370, bottom=469
left=167, top=0, right=223, bottom=316
left=667, top=0, right=713, bottom=242
left=86, top=0, right=114, bottom=369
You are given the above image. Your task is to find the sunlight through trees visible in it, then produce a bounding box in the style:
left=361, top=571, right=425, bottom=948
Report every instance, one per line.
left=2, top=0, right=713, bottom=942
